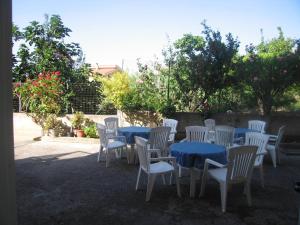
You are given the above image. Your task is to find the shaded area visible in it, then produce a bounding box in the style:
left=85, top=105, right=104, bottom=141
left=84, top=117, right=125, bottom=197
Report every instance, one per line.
left=16, top=141, right=300, bottom=225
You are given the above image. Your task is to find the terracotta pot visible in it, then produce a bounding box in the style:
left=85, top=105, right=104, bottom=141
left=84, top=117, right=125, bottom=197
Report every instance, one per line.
left=76, top=129, right=85, bottom=137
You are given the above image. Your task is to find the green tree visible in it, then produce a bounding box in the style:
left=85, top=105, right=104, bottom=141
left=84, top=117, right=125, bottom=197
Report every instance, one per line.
left=172, top=22, right=239, bottom=112
left=238, top=28, right=300, bottom=115
left=12, top=14, right=89, bottom=84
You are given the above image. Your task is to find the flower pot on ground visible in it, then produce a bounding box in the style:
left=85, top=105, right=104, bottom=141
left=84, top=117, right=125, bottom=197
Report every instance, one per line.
left=76, top=129, right=85, bottom=137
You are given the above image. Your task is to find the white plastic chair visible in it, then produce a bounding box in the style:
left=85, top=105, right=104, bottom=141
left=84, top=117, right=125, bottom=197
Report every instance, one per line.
left=204, top=118, right=216, bottom=130
left=162, top=118, right=178, bottom=144
left=248, top=120, right=266, bottom=133
left=104, top=117, right=119, bottom=137
left=215, top=125, right=235, bottom=149
left=200, top=145, right=258, bottom=213
left=245, top=132, right=269, bottom=187
left=178, top=126, right=209, bottom=177
left=135, top=136, right=181, bottom=201
left=185, top=126, right=209, bottom=142
left=148, top=126, right=171, bottom=157
left=266, top=126, right=285, bottom=168
left=204, top=119, right=216, bottom=142
left=96, top=123, right=127, bottom=167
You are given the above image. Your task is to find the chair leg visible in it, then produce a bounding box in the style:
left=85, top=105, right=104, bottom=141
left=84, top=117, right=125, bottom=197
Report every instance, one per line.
left=244, top=182, right=252, bottom=206
left=97, top=145, right=103, bottom=162
left=277, top=147, right=281, bottom=165
left=178, top=165, right=182, bottom=177
left=135, top=167, right=142, bottom=190
left=220, top=182, right=227, bottom=213
left=259, top=165, right=264, bottom=188
left=169, top=172, right=173, bottom=185
left=200, top=170, right=208, bottom=197
left=269, top=149, right=276, bottom=168
left=174, top=170, right=181, bottom=198
left=105, top=150, right=110, bottom=168
left=161, top=174, right=166, bottom=185
left=146, top=174, right=156, bottom=201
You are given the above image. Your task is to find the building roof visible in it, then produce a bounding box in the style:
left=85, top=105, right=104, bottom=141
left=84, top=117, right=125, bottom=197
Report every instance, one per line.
left=91, top=65, right=122, bottom=76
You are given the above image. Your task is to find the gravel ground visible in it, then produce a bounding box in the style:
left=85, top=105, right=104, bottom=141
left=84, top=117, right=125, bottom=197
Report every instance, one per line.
left=15, top=140, right=300, bottom=225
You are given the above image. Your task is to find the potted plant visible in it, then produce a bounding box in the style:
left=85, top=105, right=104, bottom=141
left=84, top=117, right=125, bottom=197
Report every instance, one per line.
left=71, top=111, right=85, bottom=137
left=44, top=114, right=68, bottom=137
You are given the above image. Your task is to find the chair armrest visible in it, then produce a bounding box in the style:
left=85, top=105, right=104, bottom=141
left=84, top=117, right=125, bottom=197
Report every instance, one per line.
left=257, top=150, right=268, bottom=156
left=150, top=156, right=177, bottom=166
left=268, top=135, right=277, bottom=141
left=204, top=158, right=226, bottom=168
left=109, top=136, right=127, bottom=144
left=179, top=138, right=187, bottom=143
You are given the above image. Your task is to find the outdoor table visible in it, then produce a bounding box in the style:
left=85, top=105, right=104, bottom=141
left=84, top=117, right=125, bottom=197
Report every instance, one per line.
left=118, top=126, right=151, bottom=164
left=170, top=141, right=227, bottom=197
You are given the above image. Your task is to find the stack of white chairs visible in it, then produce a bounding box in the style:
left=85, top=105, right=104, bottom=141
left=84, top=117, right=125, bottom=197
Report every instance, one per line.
left=248, top=120, right=266, bottom=133
left=204, top=119, right=216, bottom=142
left=162, top=118, right=178, bottom=144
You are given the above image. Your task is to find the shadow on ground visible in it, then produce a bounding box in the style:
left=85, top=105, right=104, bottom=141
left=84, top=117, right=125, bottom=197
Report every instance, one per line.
left=16, top=142, right=300, bottom=225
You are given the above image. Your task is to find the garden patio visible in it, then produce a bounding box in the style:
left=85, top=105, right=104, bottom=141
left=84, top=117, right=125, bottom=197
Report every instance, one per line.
left=14, top=123, right=300, bottom=225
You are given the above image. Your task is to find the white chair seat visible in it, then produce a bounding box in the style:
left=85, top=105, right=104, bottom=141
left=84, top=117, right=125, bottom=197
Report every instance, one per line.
left=107, top=141, right=126, bottom=149
left=149, top=161, right=174, bottom=174
left=208, top=168, right=227, bottom=182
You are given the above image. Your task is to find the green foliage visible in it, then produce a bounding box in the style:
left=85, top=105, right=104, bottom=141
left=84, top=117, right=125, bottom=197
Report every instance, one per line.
left=172, top=22, right=239, bottom=112
left=12, top=14, right=92, bottom=113
left=43, top=114, right=69, bottom=137
left=84, top=124, right=99, bottom=138
left=237, top=28, right=300, bottom=115
left=14, top=71, right=65, bottom=127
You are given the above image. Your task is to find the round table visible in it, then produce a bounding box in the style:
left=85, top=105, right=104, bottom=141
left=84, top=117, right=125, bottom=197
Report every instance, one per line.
left=170, top=142, right=227, bottom=197
left=118, top=126, right=151, bottom=164
left=170, top=142, right=227, bottom=169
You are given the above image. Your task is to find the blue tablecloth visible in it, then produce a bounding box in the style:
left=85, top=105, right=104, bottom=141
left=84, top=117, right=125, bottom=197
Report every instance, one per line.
left=118, top=126, right=151, bottom=144
left=170, top=142, right=227, bottom=169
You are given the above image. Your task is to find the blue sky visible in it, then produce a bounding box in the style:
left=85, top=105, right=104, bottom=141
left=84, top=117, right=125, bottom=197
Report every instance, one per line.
left=13, top=0, right=300, bottom=72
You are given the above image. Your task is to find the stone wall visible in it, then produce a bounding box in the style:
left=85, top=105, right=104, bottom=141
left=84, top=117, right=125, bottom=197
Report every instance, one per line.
left=172, top=112, right=300, bottom=142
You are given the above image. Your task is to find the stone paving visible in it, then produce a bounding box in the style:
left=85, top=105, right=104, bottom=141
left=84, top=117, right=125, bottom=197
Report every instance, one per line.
left=15, top=138, right=300, bottom=225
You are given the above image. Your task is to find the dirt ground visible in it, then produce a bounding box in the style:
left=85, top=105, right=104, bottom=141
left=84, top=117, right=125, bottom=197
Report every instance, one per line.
left=15, top=139, right=300, bottom=225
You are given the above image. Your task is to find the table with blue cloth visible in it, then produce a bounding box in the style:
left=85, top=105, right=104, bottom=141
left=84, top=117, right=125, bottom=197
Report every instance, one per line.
left=118, top=126, right=151, bottom=164
left=170, top=142, right=227, bottom=197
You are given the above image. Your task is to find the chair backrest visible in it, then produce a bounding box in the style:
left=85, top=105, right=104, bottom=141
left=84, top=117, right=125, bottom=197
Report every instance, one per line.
left=162, top=118, right=178, bottom=142
left=245, top=132, right=269, bottom=165
left=96, top=123, right=108, bottom=147
left=135, top=136, right=150, bottom=172
left=148, top=126, right=171, bottom=155
left=226, top=145, right=258, bottom=184
left=104, top=117, right=118, bottom=135
left=215, top=125, right=235, bottom=148
left=204, top=119, right=216, bottom=131
left=185, top=126, right=209, bottom=142
left=248, top=120, right=266, bottom=133
left=275, top=125, right=286, bottom=149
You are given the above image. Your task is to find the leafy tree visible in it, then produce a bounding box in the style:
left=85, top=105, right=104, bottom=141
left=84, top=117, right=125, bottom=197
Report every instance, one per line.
left=172, top=22, right=239, bottom=112
left=238, top=28, right=300, bottom=115
left=12, top=14, right=89, bottom=84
